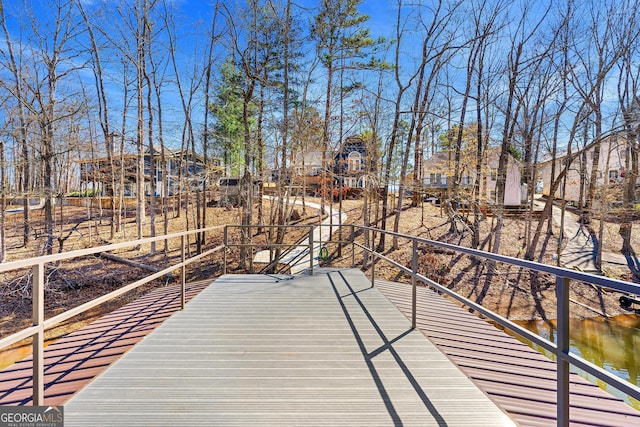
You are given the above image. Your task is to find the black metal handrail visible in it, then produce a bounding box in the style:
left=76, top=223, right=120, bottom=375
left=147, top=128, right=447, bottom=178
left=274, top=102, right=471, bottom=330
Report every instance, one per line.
left=3, top=219, right=639, bottom=427
left=350, top=224, right=640, bottom=427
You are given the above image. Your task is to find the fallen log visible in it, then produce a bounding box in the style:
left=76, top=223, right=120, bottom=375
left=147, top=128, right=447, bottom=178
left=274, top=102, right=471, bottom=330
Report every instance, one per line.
left=98, top=252, right=176, bottom=282
left=569, top=297, right=606, bottom=317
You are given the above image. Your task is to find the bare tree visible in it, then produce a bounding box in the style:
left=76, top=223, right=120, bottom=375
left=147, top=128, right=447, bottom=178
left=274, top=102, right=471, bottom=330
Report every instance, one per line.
left=569, top=0, right=636, bottom=226
left=223, top=1, right=263, bottom=270
left=524, top=2, right=576, bottom=261
left=26, top=0, right=87, bottom=254
left=490, top=4, right=550, bottom=256
left=133, top=0, right=149, bottom=241
left=200, top=2, right=224, bottom=250
left=0, top=0, right=32, bottom=246
left=391, top=0, right=460, bottom=249
left=77, top=0, right=119, bottom=239
left=616, top=43, right=640, bottom=258
left=377, top=0, right=418, bottom=252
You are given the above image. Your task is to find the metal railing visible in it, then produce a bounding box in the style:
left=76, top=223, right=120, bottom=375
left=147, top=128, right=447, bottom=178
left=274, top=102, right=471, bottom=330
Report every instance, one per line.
left=3, top=220, right=640, bottom=426
left=223, top=224, right=317, bottom=274
left=0, top=225, right=225, bottom=405
left=222, top=224, right=355, bottom=275
left=348, top=225, right=640, bottom=427
left=221, top=221, right=640, bottom=425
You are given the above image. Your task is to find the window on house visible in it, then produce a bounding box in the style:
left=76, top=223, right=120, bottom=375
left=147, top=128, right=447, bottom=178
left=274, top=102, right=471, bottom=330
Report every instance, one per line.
left=609, top=170, right=619, bottom=180
left=347, top=151, right=362, bottom=171
left=490, top=170, right=497, bottom=181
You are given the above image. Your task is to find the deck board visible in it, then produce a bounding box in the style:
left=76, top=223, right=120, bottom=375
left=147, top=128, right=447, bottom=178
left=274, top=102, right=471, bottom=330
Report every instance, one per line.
left=0, top=281, right=210, bottom=406
left=5, top=268, right=637, bottom=425
left=375, top=279, right=640, bottom=427
left=64, top=269, right=514, bottom=426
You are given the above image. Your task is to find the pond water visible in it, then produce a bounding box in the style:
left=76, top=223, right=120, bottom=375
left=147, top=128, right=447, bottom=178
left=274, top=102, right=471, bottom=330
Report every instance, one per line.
left=511, top=314, right=640, bottom=410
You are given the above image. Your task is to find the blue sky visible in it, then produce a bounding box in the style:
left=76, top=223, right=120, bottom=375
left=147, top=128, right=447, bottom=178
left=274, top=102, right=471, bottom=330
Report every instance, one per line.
left=0, top=0, right=633, bottom=163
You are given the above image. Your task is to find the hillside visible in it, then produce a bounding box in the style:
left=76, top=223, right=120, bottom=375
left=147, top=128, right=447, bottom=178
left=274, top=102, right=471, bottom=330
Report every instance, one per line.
left=333, top=197, right=638, bottom=321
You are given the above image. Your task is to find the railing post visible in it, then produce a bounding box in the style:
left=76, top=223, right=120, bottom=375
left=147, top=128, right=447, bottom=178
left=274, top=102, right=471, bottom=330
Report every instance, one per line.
left=556, top=275, right=570, bottom=427
left=309, top=225, right=314, bottom=275
left=371, top=251, right=375, bottom=288
left=412, top=239, right=418, bottom=329
left=364, top=227, right=370, bottom=269
left=249, top=224, right=254, bottom=273
left=351, top=225, right=355, bottom=269
left=370, top=230, right=376, bottom=288
left=223, top=226, right=228, bottom=275
left=32, top=262, right=44, bottom=405
left=181, top=235, right=186, bottom=310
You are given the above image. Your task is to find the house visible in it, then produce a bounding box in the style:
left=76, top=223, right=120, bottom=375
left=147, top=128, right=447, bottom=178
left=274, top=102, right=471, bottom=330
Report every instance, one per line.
left=215, top=176, right=262, bottom=205
left=78, top=154, right=137, bottom=196
left=289, top=148, right=325, bottom=188
left=333, top=136, right=369, bottom=189
left=288, top=135, right=370, bottom=192
left=145, top=149, right=224, bottom=197
left=422, top=147, right=523, bottom=206
left=538, top=132, right=640, bottom=204
left=78, top=149, right=223, bottom=197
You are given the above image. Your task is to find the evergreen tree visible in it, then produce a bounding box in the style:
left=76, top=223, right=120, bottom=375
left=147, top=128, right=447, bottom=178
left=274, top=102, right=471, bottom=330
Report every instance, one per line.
left=312, top=0, right=377, bottom=208
left=209, top=57, right=247, bottom=176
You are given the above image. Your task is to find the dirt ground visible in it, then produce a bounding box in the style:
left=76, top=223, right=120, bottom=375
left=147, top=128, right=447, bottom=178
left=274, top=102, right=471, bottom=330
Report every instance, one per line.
left=329, top=197, right=639, bottom=322
left=1, top=195, right=639, bottom=351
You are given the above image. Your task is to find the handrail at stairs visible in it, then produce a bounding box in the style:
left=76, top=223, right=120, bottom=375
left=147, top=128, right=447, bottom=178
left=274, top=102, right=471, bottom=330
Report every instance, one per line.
left=352, top=225, right=640, bottom=427
left=3, top=221, right=640, bottom=427
left=0, top=225, right=225, bottom=405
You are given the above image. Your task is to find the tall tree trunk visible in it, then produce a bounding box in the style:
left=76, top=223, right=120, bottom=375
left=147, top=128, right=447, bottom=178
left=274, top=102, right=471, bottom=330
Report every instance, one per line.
left=78, top=1, right=117, bottom=240
left=583, top=110, right=602, bottom=224
left=378, top=2, right=410, bottom=252
left=0, top=1, right=31, bottom=246
left=239, top=84, right=255, bottom=271
left=117, top=65, right=131, bottom=235
left=0, top=140, right=5, bottom=262
left=619, top=131, right=638, bottom=255
left=276, top=0, right=292, bottom=253
left=136, top=5, right=147, bottom=241
left=144, top=62, right=156, bottom=254
left=201, top=5, right=221, bottom=249
left=472, top=56, right=484, bottom=249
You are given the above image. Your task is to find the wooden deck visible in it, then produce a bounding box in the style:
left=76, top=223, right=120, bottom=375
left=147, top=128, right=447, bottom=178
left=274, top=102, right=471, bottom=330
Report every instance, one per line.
left=0, top=281, right=210, bottom=406
left=2, top=268, right=639, bottom=426
left=375, top=280, right=640, bottom=427
left=63, top=269, right=514, bottom=426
